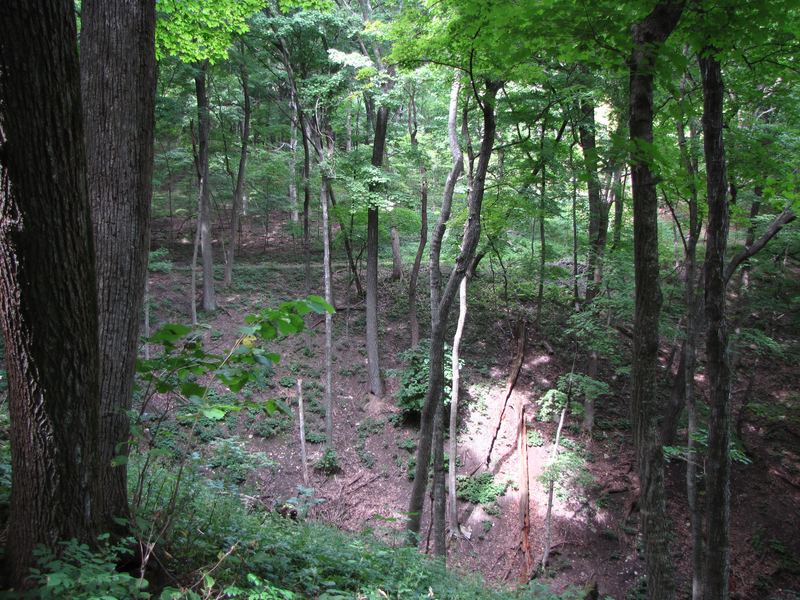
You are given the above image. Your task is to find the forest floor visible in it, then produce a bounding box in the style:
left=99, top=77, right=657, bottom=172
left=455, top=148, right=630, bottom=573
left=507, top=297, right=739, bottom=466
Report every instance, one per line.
left=145, top=219, right=800, bottom=600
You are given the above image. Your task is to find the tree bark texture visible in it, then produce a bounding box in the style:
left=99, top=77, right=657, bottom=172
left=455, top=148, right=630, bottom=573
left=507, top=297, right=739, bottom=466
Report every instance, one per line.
left=407, top=78, right=500, bottom=543
left=0, top=0, right=101, bottom=587
left=196, top=60, right=216, bottom=312
left=80, top=0, right=156, bottom=536
left=390, top=225, right=403, bottom=281
left=366, top=105, right=390, bottom=397
left=628, top=3, right=684, bottom=598
left=700, top=51, right=732, bottom=600
left=224, top=65, right=250, bottom=287
left=448, top=277, right=467, bottom=538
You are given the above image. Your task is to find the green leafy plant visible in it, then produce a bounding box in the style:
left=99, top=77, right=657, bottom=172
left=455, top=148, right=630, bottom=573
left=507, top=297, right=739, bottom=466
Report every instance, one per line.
left=456, top=472, right=511, bottom=506
left=314, top=447, right=341, bottom=475
left=22, top=534, right=148, bottom=599
left=392, top=339, right=461, bottom=416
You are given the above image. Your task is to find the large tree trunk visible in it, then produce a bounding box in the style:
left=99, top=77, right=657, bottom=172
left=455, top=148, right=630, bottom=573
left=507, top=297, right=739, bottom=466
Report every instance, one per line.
left=196, top=60, right=216, bottom=312
left=628, top=3, right=684, bottom=599
left=0, top=0, right=101, bottom=587
left=407, top=77, right=501, bottom=547
left=700, top=51, right=732, bottom=600
left=366, top=105, right=390, bottom=397
left=448, top=277, right=467, bottom=537
left=224, top=65, right=250, bottom=288
left=80, top=0, right=156, bottom=537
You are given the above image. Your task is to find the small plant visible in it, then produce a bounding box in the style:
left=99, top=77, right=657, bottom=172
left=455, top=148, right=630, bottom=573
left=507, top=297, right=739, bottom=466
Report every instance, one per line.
left=482, top=519, right=493, bottom=533
left=527, top=429, right=544, bottom=447
left=397, top=435, right=417, bottom=452
left=279, top=375, right=296, bottom=388
left=392, top=339, right=461, bottom=416
left=148, top=247, right=173, bottom=273
left=457, top=472, right=511, bottom=506
left=314, top=447, right=340, bottom=474
left=25, top=534, right=149, bottom=599
left=304, top=428, right=326, bottom=444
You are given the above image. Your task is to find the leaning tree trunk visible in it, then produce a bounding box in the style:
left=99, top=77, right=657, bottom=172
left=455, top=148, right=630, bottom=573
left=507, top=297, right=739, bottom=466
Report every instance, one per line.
left=700, top=51, right=732, bottom=600
left=224, top=64, right=250, bottom=288
left=196, top=59, right=216, bottom=312
left=407, top=77, right=501, bottom=546
left=0, top=0, right=102, bottom=587
left=80, top=0, right=156, bottom=537
left=628, top=3, right=684, bottom=599
left=366, top=105, right=390, bottom=397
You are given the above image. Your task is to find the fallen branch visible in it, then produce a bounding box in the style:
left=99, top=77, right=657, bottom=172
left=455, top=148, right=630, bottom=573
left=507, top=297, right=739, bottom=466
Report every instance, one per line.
left=485, top=319, right=527, bottom=466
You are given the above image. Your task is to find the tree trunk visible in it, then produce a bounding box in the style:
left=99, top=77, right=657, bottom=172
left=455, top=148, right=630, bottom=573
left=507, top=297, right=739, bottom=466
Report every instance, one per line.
left=196, top=60, right=216, bottom=312
left=0, top=0, right=101, bottom=586
left=301, top=112, right=312, bottom=298
left=628, top=3, right=684, bottom=599
left=700, top=51, right=732, bottom=600
left=321, top=177, right=334, bottom=446
left=449, top=277, right=467, bottom=538
left=408, top=94, right=429, bottom=348
left=366, top=105, right=390, bottom=397
left=579, top=99, right=607, bottom=304
left=289, top=88, right=299, bottom=222
left=224, top=65, right=250, bottom=288
left=407, top=77, right=500, bottom=544
left=80, top=0, right=156, bottom=537
left=390, top=225, right=403, bottom=281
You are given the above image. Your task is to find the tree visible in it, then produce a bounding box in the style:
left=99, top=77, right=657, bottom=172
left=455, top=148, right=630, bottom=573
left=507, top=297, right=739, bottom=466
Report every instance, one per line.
left=157, top=0, right=263, bottom=314
left=80, top=0, right=156, bottom=537
left=628, top=2, right=684, bottom=599
left=0, top=0, right=101, bottom=587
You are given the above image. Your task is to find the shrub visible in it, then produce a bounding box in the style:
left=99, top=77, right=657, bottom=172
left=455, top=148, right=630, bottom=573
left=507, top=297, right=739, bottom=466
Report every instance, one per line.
left=393, top=339, right=461, bottom=416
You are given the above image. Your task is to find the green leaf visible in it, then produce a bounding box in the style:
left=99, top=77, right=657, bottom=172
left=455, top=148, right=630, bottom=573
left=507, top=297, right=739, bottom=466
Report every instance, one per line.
left=202, top=408, right=226, bottom=420
left=111, top=455, right=128, bottom=467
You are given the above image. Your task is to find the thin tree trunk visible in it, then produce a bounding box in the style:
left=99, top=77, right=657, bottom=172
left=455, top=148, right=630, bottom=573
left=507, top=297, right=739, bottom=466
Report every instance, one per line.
left=629, top=3, right=684, bottom=598
left=298, top=380, right=308, bottom=486
left=390, top=225, right=403, bottom=280
left=407, top=76, right=500, bottom=545
left=0, top=1, right=101, bottom=585
left=449, top=277, right=467, bottom=538
left=196, top=60, right=216, bottom=312
left=537, top=165, right=546, bottom=330
left=321, top=177, right=334, bottom=446
left=700, top=51, right=732, bottom=600
left=224, top=64, right=250, bottom=288
left=289, top=88, right=299, bottom=222
left=80, top=0, right=155, bottom=537
left=409, top=93, right=429, bottom=347
left=542, top=406, right=567, bottom=570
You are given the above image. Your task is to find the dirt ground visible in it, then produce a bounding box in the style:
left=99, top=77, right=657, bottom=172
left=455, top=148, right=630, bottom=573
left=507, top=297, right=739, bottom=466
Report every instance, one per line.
left=146, top=218, right=800, bottom=600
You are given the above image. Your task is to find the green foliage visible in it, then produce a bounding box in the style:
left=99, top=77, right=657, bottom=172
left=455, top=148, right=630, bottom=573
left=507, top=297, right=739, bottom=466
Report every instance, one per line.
left=456, top=472, right=510, bottom=506
left=149, top=248, right=173, bottom=273
left=663, top=429, right=753, bottom=465
left=536, top=389, right=568, bottom=422
left=314, top=447, right=341, bottom=474
left=526, top=429, right=544, bottom=447
left=208, top=437, right=275, bottom=485
left=19, top=535, right=148, bottom=599
left=393, top=339, right=460, bottom=416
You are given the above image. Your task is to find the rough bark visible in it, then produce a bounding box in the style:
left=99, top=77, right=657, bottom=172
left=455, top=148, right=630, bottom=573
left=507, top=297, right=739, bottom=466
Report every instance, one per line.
left=224, top=65, right=250, bottom=288
left=196, top=60, right=216, bottom=312
left=700, top=51, right=732, bottom=600
left=407, top=77, right=500, bottom=544
left=80, top=0, right=156, bottom=536
left=366, top=105, right=390, bottom=397
left=0, top=0, right=101, bottom=586
left=628, top=3, right=684, bottom=598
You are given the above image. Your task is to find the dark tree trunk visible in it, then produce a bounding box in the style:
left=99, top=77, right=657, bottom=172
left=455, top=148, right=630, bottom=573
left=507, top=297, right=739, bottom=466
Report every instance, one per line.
left=196, top=60, right=216, bottom=312
left=224, top=64, right=250, bottom=287
left=700, top=51, right=732, bottom=600
left=0, top=0, right=101, bottom=587
left=579, top=99, right=608, bottom=304
left=407, top=78, right=501, bottom=545
left=80, top=0, right=156, bottom=536
left=366, top=105, right=390, bottom=397
left=628, top=3, right=684, bottom=599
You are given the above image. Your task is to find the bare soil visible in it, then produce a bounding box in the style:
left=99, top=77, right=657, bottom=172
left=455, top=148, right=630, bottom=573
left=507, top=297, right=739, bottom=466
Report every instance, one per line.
left=146, top=218, right=800, bottom=600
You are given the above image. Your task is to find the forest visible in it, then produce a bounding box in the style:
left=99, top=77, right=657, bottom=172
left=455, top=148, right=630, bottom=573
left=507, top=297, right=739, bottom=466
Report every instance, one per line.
left=0, top=0, right=799, bottom=598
